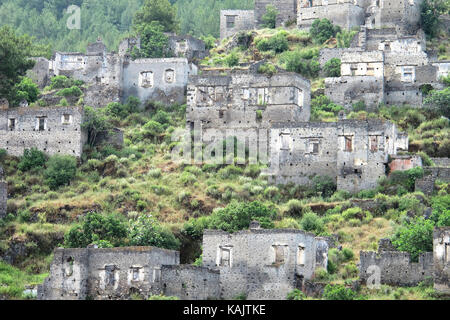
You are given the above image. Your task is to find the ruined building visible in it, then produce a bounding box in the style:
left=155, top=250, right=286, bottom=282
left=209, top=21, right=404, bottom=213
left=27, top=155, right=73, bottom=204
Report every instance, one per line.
left=360, top=227, right=450, bottom=294
left=268, top=119, right=407, bottom=193
left=186, top=67, right=407, bottom=193
left=202, top=221, right=329, bottom=300
left=30, top=37, right=202, bottom=108
left=38, top=223, right=328, bottom=300
left=0, top=106, right=86, bottom=157
left=0, top=166, right=6, bottom=220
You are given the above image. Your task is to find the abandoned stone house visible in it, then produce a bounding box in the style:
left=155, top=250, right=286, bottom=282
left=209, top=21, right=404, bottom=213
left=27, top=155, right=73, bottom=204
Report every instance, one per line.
left=0, top=166, right=6, bottom=220
left=37, top=223, right=329, bottom=300
left=359, top=227, right=450, bottom=294
left=0, top=105, right=86, bottom=157
left=202, top=221, right=329, bottom=300
left=186, top=68, right=311, bottom=135
left=267, top=119, right=407, bottom=193
left=29, top=37, right=202, bottom=107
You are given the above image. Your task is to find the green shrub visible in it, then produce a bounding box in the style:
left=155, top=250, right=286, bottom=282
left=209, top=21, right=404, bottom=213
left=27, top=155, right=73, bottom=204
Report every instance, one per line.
left=256, top=32, right=289, bottom=53
left=258, top=63, right=277, bottom=76
left=128, top=214, right=180, bottom=250
left=261, top=4, right=278, bottom=28
left=285, top=199, right=304, bottom=217
left=323, top=58, right=341, bottom=77
left=14, top=77, right=39, bottom=104
left=322, top=284, right=358, bottom=300
left=56, top=86, right=83, bottom=97
left=18, top=148, right=46, bottom=171
left=310, top=19, right=341, bottom=45
left=312, top=175, right=336, bottom=198
left=391, top=217, right=434, bottom=262
left=64, top=212, right=127, bottom=248
left=208, top=201, right=277, bottom=233
left=44, top=155, right=77, bottom=190
left=300, top=212, right=324, bottom=234
left=287, top=289, right=306, bottom=300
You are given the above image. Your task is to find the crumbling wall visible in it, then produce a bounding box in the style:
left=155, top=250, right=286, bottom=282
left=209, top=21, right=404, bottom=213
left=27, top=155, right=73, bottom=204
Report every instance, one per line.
left=415, top=167, right=450, bottom=195
left=359, top=239, right=434, bottom=287
left=268, top=120, right=401, bottom=193
left=430, top=158, right=450, bottom=167
left=27, top=57, right=51, bottom=89
left=122, top=57, right=196, bottom=106
left=160, top=265, right=221, bottom=300
left=433, top=227, right=450, bottom=294
left=202, top=226, right=323, bottom=300
left=255, top=0, right=297, bottom=27
left=220, top=10, right=255, bottom=40
left=389, top=155, right=422, bottom=172
left=298, top=1, right=365, bottom=30
left=38, top=247, right=180, bottom=300
left=0, top=106, right=86, bottom=157
left=0, top=166, right=6, bottom=220
left=168, top=35, right=207, bottom=62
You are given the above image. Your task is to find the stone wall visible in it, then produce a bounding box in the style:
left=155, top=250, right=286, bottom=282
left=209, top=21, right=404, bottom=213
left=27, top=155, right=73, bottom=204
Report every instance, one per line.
left=202, top=225, right=326, bottom=300
left=161, top=265, right=221, bottom=300
left=415, top=167, right=450, bottom=195
left=433, top=227, right=450, bottom=294
left=389, top=155, right=422, bottom=172
left=0, top=166, right=6, bottom=220
left=268, top=119, right=402, bottom=193
left=255, top=0, right=297, bottom=27
left=168, top=35, right=207, bottom=62
left=430, top=158, right=450, bottom=167
left=220, top=10, right=255, bottom=40
left=0, top=106, right=86, bottom=157
left=359, top=239, right=434, bottom=287
left=298, top=1, right=365, bottom=30
left=38, top=247, right=180, bottom=300
left=122, top=57, right=197, bottom=106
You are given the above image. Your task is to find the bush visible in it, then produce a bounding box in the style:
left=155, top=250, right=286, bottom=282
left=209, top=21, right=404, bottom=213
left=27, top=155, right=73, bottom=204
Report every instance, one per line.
left=279, top=49, right=320, bottom=78
left=285, top=199, right=304, bottom=217
left=388, top=167, right=424, bottom=192
left=44, top=155, right=77, bottom=189
left=310, top=19, right=341, bottom=45
left=312, top=175, right=336, bottom=198
left=56, top=86, right=83, bottom=97
left=14, top=77, right=39, bottom=104
left=261, top=4, right=278, bottom=28
left=128, top=214, right=180, bottom=250
left=49, top=75, right=83, bottom=89
left=258, top=63, right=277, bottom=76
left=18, top=148, right=46, bottom=171
left=224, top=49, right=240, bottom=67
left=423, top=87, right=450, bottom=118
left=300, top=212, right=324, bottom=234
left=323, top=58, right=341, bottom=77
left=287, top=289, right=306, bottom=300
left=391, top=217, right=435, bottom=262
left=255, top=32, right=289, bottom=53
left=64, top=212, right=128, bottom=248
left=322, top=284, right=358, bottom=300
left=208, top=201, right=277, bottom=233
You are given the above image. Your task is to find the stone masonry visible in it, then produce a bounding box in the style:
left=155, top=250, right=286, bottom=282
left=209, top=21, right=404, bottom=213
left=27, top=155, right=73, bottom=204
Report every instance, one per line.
left=202, top=222, right=328, bottom=300
left=0, top=106, right=86, bottom=157
left=359, top=239, right=434, bottom=287
left=38, top=246, right=180, bottom=300
left=268, top=119, right=404, bottom=193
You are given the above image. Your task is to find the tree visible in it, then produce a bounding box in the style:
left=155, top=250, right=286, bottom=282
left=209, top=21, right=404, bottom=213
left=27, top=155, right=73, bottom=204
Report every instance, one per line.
left=81, top=106, right=112, bottom=147
left=310, top=19, right=341, bottom=45
left=133, top=0, right=179, bottom=33
left=128, top=214, right=180, bottom=250
left=44, top=155, right=77, bottom=189
left=261, top=4, right=278, bottom=29
left=18, top=148, right=46, bottom=172
left=392, top=217, right=435, bottom=262
left=423, top=87, right=450, bottom=118
left=421, top=0, right=448, bottom=38
left=336, top=29, right=358, bottom=48
left=0, top=26, right=35, bottom=105
left=13, top=77, right=40, bottom=105
left=64, top=212, right=128, bottom=248
left=323, top=58, right=341, bottom=77
left=131, top=21, right=172, bottom=59
left=208, top=201, right=277, bottom=233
